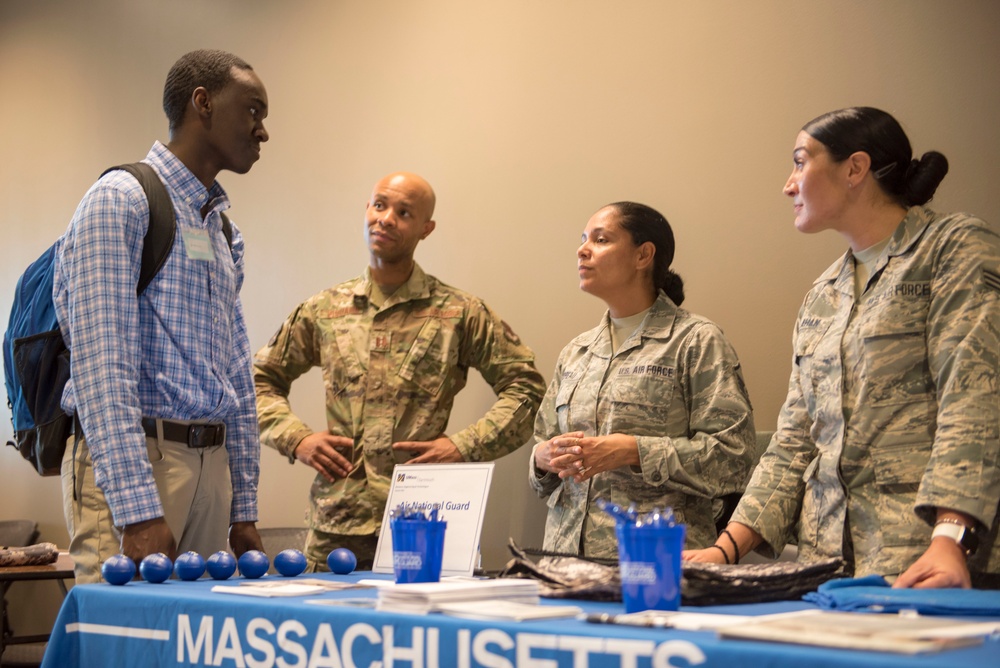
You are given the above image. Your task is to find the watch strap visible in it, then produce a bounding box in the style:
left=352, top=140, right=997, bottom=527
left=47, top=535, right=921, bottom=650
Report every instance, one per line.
left=932, top=519, right=979, bottom=555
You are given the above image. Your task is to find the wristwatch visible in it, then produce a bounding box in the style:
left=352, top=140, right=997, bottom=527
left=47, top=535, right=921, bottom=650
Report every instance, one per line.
left=931, top=519, right=980, bottom=556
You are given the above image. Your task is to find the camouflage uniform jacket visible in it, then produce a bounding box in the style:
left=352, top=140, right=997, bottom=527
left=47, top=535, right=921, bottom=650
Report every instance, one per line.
left=733, top=207, right=1000, bottom=581
left=254, top=263, right=545, bottom=536
left=529, top=292, right=757, bottom=559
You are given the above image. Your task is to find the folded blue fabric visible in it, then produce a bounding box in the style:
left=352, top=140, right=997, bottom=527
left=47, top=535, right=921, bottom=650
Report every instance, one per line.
left=803, top=576, right=1000, bottom=616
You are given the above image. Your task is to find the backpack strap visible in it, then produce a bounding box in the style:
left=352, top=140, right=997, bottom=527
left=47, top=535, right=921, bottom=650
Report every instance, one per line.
left=100, top=163, right=176, bottom=296
left=100, top=163, right=237, bottom=294
left=221, top=213, right=233, bottom=248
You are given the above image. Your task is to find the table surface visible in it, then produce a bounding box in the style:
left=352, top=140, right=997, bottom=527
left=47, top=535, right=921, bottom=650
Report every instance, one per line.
left=0, top=553, right=74, bottom=583
left=40, top=571, right=1000, bottom=668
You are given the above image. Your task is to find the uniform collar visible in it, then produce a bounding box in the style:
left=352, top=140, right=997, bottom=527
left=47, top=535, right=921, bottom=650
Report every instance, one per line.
left=885, top=206, right=934, bottom=257
left=813, top=206, right=933, bottom=294
left=572, top=291, right=678, bottom=354
left=354, top=262, right=431, bottom=308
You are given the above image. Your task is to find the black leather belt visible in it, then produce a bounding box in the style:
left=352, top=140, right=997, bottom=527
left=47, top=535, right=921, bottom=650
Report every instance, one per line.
left=141, top=418, right=226, bottom=448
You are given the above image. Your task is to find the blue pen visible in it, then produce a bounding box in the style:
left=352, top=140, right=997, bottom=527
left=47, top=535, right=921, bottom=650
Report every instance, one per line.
left=596, top=498, right=628, bottom=525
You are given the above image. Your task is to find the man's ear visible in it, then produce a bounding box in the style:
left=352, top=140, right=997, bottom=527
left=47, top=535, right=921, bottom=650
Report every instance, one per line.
left=190, top=86, right=212, bottom=120
left=420, top=219, right=436, bottom=240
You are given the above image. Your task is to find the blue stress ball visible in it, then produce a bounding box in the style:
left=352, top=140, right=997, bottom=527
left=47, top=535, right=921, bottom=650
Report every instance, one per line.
left=274, top=549, right=307, bottom=577
left=173, top=551, right=206, bottom=581
left=327, top=547, right=357, bottom=575
left=102, top=554, right=136, bottom=585
left=139, top=552, right=173, bottom=583
left=238, top=550, right=270, bottom=579
left=206, top=551, right=238, bottom=580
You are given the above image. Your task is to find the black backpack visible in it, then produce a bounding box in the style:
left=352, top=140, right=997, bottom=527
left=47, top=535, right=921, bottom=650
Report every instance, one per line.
left=3, top=162, right=232, bottom=475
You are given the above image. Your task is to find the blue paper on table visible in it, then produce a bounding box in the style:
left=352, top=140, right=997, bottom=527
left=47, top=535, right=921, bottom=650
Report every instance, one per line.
left=803, top=575, right=1000, bottom=616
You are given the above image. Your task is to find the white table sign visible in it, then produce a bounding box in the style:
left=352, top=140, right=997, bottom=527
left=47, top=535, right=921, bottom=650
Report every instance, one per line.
left=372, top=462, right=494, bottom=576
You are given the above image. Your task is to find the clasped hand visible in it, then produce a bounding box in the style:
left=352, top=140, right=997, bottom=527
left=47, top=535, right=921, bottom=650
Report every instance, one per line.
left=535, top=431, right=638, bottom=482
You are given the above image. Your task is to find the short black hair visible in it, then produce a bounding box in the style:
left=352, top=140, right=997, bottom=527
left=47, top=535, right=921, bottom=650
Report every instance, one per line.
left=803, top=107, right=948, bottom=207
left=162, top=49, right=253, bottom=130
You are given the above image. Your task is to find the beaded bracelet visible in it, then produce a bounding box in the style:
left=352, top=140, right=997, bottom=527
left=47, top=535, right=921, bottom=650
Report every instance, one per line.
left=709, top=544, right=731, bottom=565
left=720, top=529, right=740, bottom=565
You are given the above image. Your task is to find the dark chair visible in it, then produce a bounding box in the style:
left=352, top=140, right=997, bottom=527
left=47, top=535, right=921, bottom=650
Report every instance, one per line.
left=0, top=522, right=39, bottom=548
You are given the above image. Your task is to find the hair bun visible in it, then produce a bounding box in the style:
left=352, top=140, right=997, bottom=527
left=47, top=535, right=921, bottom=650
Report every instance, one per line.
left=904, top=151, right=949, bottom=206
left=663, top=270, right=685, bottom=307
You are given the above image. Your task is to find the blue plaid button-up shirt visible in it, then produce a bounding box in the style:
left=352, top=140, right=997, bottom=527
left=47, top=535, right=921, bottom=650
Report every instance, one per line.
left=54, top=141, right=259, bottom=527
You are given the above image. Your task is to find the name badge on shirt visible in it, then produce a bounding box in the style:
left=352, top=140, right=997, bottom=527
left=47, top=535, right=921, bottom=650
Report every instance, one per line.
left=182, top=227, right=216, bottom=261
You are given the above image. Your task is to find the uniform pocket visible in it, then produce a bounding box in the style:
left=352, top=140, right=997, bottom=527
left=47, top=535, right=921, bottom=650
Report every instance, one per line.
left=544, top=482, right=564, bottom=509
left=870, top=434, right=931, bottom=546
left=554, top=376, right=581, bottom=434
left=801, top=452, right=821, bottom=483
left=330, top=328, right=365, bottom=390
left=794, top=322, right=832, bottom=415
left=397, top=318, right=460, bottom=397
left=606, top=371, right=674, bottom=436
left=870, top=434, right=930, bottom=494
left=860, top=295, right=931, bottom=407
left=799, top=452, right=826, bottom=550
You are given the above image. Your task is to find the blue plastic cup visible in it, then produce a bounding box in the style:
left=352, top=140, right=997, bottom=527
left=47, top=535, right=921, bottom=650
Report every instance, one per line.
left=615, top=522, right=686, bottom=612
left=390, top=518, right=447, bottom=583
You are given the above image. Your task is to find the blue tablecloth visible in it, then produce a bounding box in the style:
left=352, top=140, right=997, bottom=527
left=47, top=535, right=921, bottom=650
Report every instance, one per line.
left=41, top=571, right=1000, bottom=668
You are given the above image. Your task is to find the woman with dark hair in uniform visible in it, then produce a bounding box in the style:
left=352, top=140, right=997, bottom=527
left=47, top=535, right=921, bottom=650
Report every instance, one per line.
left=685, top=107, right=1000, bottom=589
left=529, top=201, right=757, bottom=558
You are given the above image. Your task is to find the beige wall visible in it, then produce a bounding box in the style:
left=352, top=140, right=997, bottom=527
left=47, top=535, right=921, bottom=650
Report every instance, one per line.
left=2, top=0, right=999, bottom=629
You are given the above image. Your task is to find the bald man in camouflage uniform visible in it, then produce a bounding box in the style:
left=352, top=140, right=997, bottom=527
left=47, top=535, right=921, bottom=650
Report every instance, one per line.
left=732, top=207, right=1000, bottom=587
left=254, top=172, right=545, bottom=569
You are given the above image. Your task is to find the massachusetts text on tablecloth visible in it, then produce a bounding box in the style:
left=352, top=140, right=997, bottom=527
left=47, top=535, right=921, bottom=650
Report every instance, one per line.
left=176, top=614, right=707, bottom=667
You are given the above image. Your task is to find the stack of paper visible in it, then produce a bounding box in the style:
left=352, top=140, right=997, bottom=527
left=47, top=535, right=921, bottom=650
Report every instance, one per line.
left=376, top=579, right=540, bottom=615
left=717, top=610, right=1000, bottom=654
left=436, top=600, right=582, bottom=621
left=212, top=583, right=330, bottom=598
left=212, top=579, right=371, bottom=598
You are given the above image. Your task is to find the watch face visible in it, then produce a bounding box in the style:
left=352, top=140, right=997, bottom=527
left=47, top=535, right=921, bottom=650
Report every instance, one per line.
left=962, top=526, right=980, bottom=555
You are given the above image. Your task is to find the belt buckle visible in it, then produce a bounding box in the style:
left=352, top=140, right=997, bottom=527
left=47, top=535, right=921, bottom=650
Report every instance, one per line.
left=187, top=423, right=222, bottom=448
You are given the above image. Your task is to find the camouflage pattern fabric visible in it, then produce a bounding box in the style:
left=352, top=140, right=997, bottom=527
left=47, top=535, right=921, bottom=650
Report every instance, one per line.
left=499, top=541, right=622, bottom=601
left=0, top=542, right=58, bottom=567
left=529, top=292, right=758, bottom=559
left=254, top=263, right=545, bottom=537
left=681, top=557, right=843, bottom=605
left=498, top=540, right=843, bottom=605
left=734, top=207, right=1000, bottom=581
